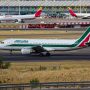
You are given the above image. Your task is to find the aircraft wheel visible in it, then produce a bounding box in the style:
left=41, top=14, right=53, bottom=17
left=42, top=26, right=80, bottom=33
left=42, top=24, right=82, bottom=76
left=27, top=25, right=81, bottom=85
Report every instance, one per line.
left=46, top=52, right=50, bottom=56
left=40, top=52, right=50, bottom=56
left=10, top=50, right=13, bottom=55
left=39, top=52, right=44, bottom=56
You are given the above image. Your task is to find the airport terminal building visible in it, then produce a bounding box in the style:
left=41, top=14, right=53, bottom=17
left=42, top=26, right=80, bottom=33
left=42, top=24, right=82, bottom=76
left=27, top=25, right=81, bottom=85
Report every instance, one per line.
left=0, top=0, right=90, bottom=16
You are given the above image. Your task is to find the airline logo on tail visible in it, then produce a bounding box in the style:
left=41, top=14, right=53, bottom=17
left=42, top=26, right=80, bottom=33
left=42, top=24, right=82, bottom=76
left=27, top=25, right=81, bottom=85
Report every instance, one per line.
left=68, top=7, right=77, bottom=17
left=74, top=27, right=90, bottom=47
left=35, top=7, right=42, bottom=17
left=78, top=33, right=90, bottom=47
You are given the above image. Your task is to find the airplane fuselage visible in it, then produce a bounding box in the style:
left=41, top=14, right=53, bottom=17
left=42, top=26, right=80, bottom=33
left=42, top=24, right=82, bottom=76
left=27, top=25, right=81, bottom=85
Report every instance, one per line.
left=0, top=39, right=77, bottom=51
left=0, top=26, right=90, bottom=56
left=76, top=13, right=90, bottom=17
left=0, top=14, right=35, bottom=21
left=0, top=7, right=42, bottom=22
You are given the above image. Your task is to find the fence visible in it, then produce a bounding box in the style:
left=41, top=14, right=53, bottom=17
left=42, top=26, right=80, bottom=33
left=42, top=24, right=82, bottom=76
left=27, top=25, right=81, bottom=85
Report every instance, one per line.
left=0, top=23, right=89, bottom=30
left=0, top=81, right=90, bottom=90
left=0, top=23, right=56, bottom=30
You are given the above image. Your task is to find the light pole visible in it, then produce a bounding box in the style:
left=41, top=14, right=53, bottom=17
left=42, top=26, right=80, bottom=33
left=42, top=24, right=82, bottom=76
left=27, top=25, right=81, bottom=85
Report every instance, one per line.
left=7, top=0, right=9, bottom=15
left=18, top=0, right=20, bottom=15
left=80, top=0, right=81, bottom=13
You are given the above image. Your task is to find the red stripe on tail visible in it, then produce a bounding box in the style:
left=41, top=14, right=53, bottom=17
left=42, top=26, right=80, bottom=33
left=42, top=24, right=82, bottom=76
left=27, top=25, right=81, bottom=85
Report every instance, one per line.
left=35, top=7, right=42, bottom=17
left=78, top=34, right=90, bottom=47
left=68, top=7, right=77, bottom=17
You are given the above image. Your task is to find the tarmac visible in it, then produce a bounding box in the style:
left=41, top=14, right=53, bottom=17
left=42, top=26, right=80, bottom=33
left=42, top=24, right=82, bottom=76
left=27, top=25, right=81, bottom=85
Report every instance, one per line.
left=0, top=47, right=90, bottom=62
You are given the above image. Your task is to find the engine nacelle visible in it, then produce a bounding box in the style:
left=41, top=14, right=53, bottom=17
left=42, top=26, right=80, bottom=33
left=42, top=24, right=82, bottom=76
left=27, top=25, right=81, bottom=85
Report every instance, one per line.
left=21, top=48, right=32, bottom=55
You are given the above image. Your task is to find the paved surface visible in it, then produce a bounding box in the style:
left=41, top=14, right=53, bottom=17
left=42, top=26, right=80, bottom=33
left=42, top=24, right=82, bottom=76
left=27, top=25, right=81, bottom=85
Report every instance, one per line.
left=3, top=18, right=90, bottom=24
left=24, top=18, right=90, bottom=24
left=0, top=47, right=90, bottom=62
left=33, top=88, right=90, bottom=90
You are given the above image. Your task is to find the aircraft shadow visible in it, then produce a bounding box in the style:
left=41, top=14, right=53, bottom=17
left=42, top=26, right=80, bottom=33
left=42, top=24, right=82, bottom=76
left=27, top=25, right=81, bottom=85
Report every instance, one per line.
left=1, top=53, right=90, bottom=62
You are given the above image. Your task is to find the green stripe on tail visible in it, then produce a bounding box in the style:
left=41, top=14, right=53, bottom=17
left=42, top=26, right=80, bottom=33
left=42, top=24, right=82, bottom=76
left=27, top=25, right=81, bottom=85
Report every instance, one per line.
left=73, top=26, right=90, bottom=47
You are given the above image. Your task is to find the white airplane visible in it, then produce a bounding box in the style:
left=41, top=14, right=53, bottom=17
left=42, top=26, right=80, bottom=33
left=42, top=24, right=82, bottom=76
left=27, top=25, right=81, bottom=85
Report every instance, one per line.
left=0, top=7, right=42, bottom=23
left=68, top=7, right=90, bottom=19
left=0, top=27, right=90, bottom=56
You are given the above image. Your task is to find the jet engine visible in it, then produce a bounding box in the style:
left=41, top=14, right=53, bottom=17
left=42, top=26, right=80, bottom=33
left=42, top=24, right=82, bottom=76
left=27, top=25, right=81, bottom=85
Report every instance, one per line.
left=21, top=48, right=32, bottom=54
left=15, top=19, right=24, bottom=23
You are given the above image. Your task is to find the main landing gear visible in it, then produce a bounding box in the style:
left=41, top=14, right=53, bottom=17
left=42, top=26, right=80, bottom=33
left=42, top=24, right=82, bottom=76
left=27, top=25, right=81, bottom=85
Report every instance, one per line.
left=32, top=46, right=51, bottom=56
left=10, top=50, right=13, bottom=55
left=39, top=52, right=51, bottom=56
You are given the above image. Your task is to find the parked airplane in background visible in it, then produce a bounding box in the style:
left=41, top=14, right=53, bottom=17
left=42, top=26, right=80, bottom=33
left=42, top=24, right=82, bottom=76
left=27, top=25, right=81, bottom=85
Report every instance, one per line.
left=0, top=7, right=42, bottom=23
left=0, top=27, right=90, bottom=56
left=68, top=7, right=90, bottom=19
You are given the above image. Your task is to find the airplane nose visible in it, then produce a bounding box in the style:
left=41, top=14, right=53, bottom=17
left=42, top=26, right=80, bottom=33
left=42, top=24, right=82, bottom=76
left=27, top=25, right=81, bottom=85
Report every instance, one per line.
left=0, top=44, right=5, bottom=48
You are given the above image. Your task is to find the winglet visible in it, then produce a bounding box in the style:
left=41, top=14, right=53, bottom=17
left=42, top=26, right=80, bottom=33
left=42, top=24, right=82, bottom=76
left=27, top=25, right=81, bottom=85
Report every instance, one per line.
left=35, top=7, right=42, bottom=17
left=68, top=7, right=77, bottom=17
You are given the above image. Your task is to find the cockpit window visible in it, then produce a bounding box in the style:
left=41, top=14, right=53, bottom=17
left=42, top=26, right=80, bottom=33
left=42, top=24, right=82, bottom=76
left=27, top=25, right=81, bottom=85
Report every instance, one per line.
left=0, top=41, right=4, bottom=44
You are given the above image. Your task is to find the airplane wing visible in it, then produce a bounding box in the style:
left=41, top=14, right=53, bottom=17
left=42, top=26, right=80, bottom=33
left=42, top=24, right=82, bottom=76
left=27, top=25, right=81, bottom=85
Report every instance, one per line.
left=21, top=45, right=54, bottom=56
left=31, top=45, right=54, bottom=56
left=32, top=45, right=54, bottom=53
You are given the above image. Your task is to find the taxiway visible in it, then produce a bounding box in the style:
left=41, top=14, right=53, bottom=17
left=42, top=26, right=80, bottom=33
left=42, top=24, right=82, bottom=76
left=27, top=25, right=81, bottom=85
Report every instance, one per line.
left=0, top=47, right=90, bottom=62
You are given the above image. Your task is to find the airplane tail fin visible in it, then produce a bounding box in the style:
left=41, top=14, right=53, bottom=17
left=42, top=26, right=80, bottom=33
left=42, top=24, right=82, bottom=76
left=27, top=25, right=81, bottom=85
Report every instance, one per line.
left=35, top=7, right=42, bottom=17
left=68, top=7, right=77, bottom=17
left=74, top=27, right=90, bottom=47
